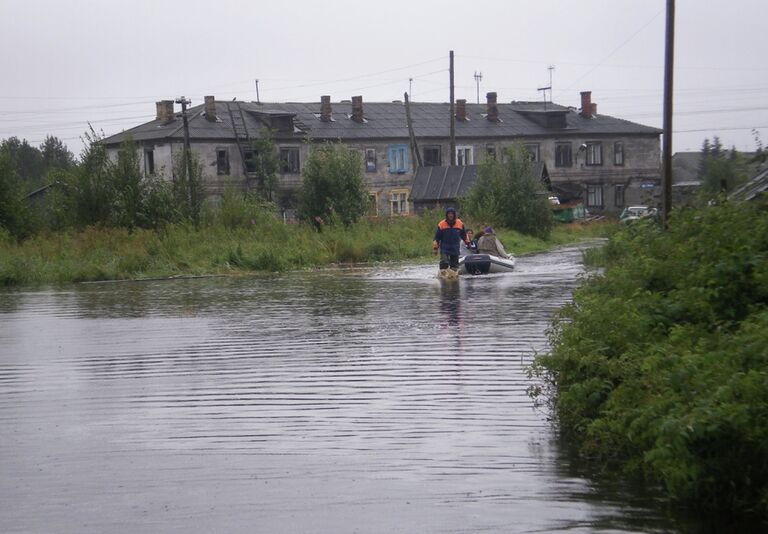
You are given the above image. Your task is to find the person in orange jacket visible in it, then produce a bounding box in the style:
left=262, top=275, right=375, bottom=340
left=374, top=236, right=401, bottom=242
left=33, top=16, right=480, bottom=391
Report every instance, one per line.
left=433, top=207, right=471, bottom=271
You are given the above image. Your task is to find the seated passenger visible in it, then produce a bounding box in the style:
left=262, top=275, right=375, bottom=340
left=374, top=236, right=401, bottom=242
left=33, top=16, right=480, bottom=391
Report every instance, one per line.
left=460, top=229, right=477, bottom=256
left=476, top=227, right=511, bottom=259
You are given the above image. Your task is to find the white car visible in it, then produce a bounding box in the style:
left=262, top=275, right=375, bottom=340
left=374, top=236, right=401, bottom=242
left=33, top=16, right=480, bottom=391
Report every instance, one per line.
left=620, top=206, right=658, bottom=222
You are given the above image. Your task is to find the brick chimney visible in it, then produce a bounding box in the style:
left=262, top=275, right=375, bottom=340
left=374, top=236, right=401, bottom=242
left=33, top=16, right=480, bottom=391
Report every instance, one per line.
left=204, top=96, right=217, bottom=122
left=156, top=100, right=174, bottom=122
left=580, top=91, right=592, bottom=118
left=320, top=95, right=332, bottom=122
left=351, top=95, right=364, bottom=123
left=591, top=102, right=597, bottom=116
left=456, top=98, right=467, bottom=121
left=486, top=92, right=499, bottom=122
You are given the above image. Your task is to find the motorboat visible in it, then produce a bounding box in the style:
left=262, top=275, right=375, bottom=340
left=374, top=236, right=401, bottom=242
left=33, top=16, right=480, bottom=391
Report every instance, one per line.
left=458, top=254, right=516, bottom=275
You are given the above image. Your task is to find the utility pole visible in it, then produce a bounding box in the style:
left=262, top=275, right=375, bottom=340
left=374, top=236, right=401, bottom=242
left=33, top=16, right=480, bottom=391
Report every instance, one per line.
left=255, top=79, right=260, bottom=103
left=409, top=78, right=413, bottom=99
left=662, top=0, right=675, bottom=229
left=176, top=96, right=196, bottom=223
left=474, top=71, right=483, bottom=104
left=404, top=92, right=422, bottom=170
left=449, top=50, right=456, bottom=166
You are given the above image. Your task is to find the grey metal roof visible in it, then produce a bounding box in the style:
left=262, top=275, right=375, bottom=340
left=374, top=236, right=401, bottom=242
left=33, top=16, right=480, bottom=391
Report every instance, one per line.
left=411, top=162, right=550, bottom=202
left=410, top=165, right=479, bottom=201
left=102, top=99, right=661, bottom=147
left=730, top=166, right=768, bottom=201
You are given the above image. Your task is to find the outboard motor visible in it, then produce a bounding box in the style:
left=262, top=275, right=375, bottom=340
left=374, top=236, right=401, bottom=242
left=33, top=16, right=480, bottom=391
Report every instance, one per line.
left=462, top=254, right=492, bottom=275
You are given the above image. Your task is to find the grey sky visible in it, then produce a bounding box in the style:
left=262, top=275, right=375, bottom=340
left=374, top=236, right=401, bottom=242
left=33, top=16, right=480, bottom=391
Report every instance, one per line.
left=1, top=0, right=767, bottom=156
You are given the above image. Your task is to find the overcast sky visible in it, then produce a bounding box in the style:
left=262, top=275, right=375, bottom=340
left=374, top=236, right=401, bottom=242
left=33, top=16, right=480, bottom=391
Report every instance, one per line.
left=1, top=0, right=767, bottom=156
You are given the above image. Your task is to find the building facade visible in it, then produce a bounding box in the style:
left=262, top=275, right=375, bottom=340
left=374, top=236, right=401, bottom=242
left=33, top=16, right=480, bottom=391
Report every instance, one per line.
left=101, top=91, right=661, bottom=215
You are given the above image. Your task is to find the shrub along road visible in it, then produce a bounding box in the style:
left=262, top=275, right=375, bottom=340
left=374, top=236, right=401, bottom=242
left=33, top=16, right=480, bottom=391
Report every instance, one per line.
left=532, top=200, right=768, bottom=521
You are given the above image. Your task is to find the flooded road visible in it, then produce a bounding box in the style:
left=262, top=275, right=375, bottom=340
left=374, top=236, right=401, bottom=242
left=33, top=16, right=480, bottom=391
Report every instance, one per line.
left=1, top=246, right=679, bottom=533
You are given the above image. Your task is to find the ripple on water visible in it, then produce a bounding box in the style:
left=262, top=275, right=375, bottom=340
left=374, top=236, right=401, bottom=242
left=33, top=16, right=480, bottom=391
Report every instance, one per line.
left=0, top=245, right=677, bottom=533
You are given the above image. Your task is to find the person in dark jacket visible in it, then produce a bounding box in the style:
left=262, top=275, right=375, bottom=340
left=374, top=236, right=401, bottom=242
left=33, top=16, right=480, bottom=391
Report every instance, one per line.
left=433, top=207, right=470, bottom=271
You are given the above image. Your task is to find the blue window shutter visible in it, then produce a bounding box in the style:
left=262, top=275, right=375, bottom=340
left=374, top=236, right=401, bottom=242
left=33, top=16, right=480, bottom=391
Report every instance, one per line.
left=388, top=144, right=409, bottom=173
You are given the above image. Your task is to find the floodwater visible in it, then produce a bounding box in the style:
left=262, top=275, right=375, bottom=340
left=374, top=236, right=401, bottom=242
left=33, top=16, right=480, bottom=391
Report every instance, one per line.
left=1, top=246, right=683, bottom=533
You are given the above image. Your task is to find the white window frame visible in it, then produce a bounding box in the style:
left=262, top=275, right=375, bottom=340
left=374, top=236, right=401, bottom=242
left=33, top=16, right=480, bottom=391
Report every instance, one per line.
left=585, top=142, right=603, bottom=166
left=523, top=143, right=540, bottom=162
left=390, top=188, right=409, bottom=216
left=456, top=145, right=474, bottom=166
left=587, top=184, right=604, bottom=207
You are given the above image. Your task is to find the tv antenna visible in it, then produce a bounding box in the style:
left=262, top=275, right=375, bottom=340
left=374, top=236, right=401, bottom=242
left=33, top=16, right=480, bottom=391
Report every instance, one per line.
left=537, top=65, right=555, bottom=109
left=474, top=71, right=483, bottom=104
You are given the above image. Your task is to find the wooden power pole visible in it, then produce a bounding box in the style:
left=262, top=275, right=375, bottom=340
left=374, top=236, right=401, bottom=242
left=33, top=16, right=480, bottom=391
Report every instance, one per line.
left=449, top=50, right=456, bottom=166
left=662, top=0, right=675, bottom=229
left=176, top=96, right=196, bottom=223
left=404, top=91, right=422, bottom=170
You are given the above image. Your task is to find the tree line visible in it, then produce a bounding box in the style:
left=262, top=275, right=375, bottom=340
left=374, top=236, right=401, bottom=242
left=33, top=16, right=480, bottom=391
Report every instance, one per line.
left=1, top=128, right=556, bottom=241
left=698, top=133, right=765, bottom=196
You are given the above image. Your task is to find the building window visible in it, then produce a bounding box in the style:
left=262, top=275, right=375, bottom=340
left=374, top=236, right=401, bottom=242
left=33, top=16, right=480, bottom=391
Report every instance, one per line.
left=279, top=147, right=300, bottom=174
left=555, top=143, right=572, bottom=167
left=523, top=143, right=540, bottom=162
left=456, top=146, right=473, bottom=166
left=368, top=193, right=379, bottom=216
left=614, top=142, right=625, bottom=166
left=486, top=144, right=497, bottom=160
left=615, top=184, right=625, bottom=207
left=390, top=189, right=409, bottom=215
left=423, top=145, right=442, bottom=167
left=144, top=149, right=155, bottom=175
left=587, top=184, right=603, bottom=207
left=364, top=148, right=377, bottom=172
left=585, top=142, right=602, bottom=166
left=243, top=150, right=257, bottom=173
left=216, top=148, right=230, bottom=175
left=387, top=144, right=409, bottom=173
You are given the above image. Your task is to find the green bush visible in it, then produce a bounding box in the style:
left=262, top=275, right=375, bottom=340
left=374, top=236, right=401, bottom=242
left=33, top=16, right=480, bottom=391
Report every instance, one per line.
left=464, top=143, right=554, bottom=239
left=299, top=142, right=368, bottom=226
left=532, top=200, right=768, bottom=517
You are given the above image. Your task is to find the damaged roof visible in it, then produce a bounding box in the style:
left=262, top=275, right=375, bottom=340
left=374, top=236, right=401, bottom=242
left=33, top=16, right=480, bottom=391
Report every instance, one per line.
left=730, top=165, right=768, bottom=201
left=102, top=99, right=661, bottom=147
left=410, top=162, right=550, bottom=202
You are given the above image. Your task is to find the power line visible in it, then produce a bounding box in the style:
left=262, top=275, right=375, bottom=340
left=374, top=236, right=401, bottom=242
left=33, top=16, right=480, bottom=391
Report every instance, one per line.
left=264, top=56, right=445, bottom=93
left=673, top=125, right=768, bottom=133
left=565, top=9, right=664, bottom=90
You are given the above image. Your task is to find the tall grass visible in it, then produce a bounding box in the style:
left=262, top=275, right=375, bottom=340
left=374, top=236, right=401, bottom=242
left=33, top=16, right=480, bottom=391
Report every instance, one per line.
left=0, top=205, right=611, bottom=287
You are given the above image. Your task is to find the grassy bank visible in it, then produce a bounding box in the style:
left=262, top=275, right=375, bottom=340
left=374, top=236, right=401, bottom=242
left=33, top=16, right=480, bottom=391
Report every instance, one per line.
left=531, top=201, right=768, bottom=519
left=0, top=212, right=610, bottom=287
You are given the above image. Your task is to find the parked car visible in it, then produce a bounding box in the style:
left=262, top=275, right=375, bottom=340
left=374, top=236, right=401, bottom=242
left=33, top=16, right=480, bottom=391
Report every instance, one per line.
left=619, top=206, right=658, bottom=222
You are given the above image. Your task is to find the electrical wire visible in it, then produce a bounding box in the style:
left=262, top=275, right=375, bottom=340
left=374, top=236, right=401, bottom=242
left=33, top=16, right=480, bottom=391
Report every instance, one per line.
left=564, top=9, right=664, bottom=90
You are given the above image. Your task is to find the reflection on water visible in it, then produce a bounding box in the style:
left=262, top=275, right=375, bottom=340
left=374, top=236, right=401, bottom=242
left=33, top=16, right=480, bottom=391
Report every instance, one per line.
left=0, top=246, right=689, bottom=533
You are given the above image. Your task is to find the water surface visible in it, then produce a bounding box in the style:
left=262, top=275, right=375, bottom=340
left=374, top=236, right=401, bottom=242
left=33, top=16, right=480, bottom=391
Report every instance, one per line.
left=1, top=246, right=679, bottom=533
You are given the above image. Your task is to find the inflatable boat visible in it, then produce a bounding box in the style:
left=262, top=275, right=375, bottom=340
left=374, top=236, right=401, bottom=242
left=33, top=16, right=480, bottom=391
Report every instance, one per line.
left=458, top=254, right=516, bottom=275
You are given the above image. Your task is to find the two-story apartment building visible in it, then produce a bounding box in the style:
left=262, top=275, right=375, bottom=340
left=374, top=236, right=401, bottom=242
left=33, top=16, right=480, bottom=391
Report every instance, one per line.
left=101, top=91, right=661, bottom=215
